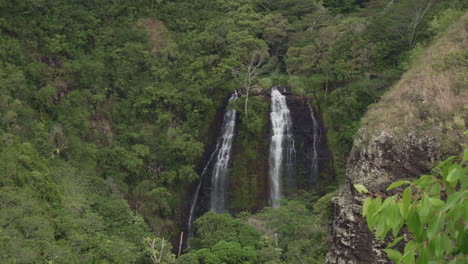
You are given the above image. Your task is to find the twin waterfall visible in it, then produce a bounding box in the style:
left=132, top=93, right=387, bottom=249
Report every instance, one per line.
left=268, top=87, right=295, bottom=208
left=187, top=87, right=322, bottom=235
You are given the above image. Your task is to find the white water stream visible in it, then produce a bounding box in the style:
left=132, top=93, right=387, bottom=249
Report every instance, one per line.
left=307, top=101, right=320, bottom=185
left=210, top=92, right=238, bottom=213
left=187, top=92, right=238, bottom=235
left=269, top=87, right=295, bottom=208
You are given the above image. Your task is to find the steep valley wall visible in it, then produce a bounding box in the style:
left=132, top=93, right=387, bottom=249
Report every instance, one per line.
left=326, top=14, right=468, bottom=264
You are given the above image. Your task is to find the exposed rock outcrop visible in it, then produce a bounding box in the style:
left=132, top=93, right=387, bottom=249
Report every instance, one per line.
left=326, top=14, right=468, bottom=264
left=327, top=132, right=444, bottom=264
left=286, top=93, right=334, bottom=193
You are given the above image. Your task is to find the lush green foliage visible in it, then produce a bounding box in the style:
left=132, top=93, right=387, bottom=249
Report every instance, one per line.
left=1, top=0, right=466, bottom=262
left=182, top=197, right=332, bottom=264
left=181, top=212, right=260, bottom=264
left=282, top=0, right=467, bottom=181
left=356, top=149, right=468, bottom=263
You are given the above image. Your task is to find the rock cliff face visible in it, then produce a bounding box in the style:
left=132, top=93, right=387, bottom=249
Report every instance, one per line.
left=326, top=132, right=445, bottom=263
left=228, top=88, right=334, bottom=212
left=286, top=91, right=334, bottom=193
left=326, top=14, right=468, bottom=264
left=228, top=94, right=270, bottom=213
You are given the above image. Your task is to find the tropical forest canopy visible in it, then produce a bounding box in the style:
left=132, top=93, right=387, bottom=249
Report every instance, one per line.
left=0, top=0, right=466, bottom=263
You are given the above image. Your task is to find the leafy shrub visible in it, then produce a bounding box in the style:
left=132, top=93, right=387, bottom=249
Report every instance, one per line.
left=355, top=149, right=468, bottom=263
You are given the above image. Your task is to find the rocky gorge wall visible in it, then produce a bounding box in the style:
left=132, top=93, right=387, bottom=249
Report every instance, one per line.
left=326, top=14, right=468, bottom=264
left=187, top=87, right=336, bottom=218
left=228, top=88, right=335, bottom=212
left=286, top=91, right=335, bottom=194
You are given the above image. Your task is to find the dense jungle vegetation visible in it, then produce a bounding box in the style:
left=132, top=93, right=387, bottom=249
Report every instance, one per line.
left=0, top=0, right=466, bottom=263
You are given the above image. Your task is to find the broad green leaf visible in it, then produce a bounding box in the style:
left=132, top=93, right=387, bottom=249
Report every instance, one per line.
left=407, top=208, right=424, bottom=242
left=427, top=214, right=443, bottom=238
left=391, top=218, right=404, bottom=238
left=442, top=191, right=466, bottom=212
left=433, top=235, right=443, bottom=259
left=429, top=183, right=441, bottom=199
left=354, top=184, right=369, bottom=194
left=418, top=194, right=431, bottom=219
left=383, top=249, right=403, bottom=263
left=385, top=203, right=401, bottom=234
left=374, top=196, right=396, bottom=217
left=416, top=247, right=429, bottom=264
left=376, top=212, right=392, bottom=240
left=446, top=167, right=461, bottom=184
left=400, top=187, right=411, bottom=219
left=446, top=202, right=464, bottom=227
left=402, top=240, right=416, bottom=264
left=429, top=198, right=444, bottom=208
left=459, top=229, right=468, bottom=254
left=367, top=197, right=382, bottom=231
left=387, top=180, right=411, bottom=191
left=443, top=233, right=453, bottom=255
left=463, top=149, right=468, bottom=162
left=461, top=167, right=468, bottom=189
left=362, top=197, right=371, bottom=217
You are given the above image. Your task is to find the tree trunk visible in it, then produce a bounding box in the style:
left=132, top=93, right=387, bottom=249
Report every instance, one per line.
left=244, top=87, right=250, bottom=117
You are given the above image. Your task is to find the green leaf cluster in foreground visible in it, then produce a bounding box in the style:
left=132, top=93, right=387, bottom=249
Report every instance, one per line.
left=358, top=149, right=468, bottom=264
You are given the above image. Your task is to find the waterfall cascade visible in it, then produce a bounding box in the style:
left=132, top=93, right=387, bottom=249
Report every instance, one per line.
left=210, top=92, right=238, bottom=213
left=186, top=148, right=217, bottom=236
left=186, top=92, right=238, bottom=235
left=307, top=101, right=320, bottom=185
left=268, top=87, right=295, bottom=208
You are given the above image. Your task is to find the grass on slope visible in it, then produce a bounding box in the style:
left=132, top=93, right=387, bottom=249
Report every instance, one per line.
left=362, top=12, right=468, bottom=150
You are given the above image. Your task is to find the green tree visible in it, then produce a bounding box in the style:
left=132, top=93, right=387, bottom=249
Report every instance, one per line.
left=323, top=0, right=358, bottom=14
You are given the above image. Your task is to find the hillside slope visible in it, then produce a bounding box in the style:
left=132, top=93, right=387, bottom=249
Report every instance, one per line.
left=326, top=12, right=468, bottom=264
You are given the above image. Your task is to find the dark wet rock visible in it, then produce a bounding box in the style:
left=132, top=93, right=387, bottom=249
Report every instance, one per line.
left=326, top=131, right=446, bottom=264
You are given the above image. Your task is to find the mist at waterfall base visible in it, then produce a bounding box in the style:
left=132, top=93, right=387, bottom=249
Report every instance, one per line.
left=186, top=92, right=238, bottom=237
left=268, top=87, right=296, bottom=208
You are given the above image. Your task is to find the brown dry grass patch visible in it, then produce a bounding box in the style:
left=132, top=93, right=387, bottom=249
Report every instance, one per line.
left=362, top=12, right=468, bottom=142
left=139, top=18, right=171, bottom=53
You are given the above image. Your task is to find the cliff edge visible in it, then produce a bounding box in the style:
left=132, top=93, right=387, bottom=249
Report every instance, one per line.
left=326, top=13, right=468, bottom=264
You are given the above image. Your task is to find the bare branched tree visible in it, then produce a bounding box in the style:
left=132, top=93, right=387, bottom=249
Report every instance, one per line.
left=408, top=0, right=436, bottom=48
left=383, top=0, right=437, bottom=49
left=240, top=50, right=268, bottom=116
left=144, top=237, right=173, bottom=264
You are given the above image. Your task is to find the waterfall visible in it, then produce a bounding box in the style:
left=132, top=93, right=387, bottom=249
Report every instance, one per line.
left=307, top=101, right=320, bottom=185
left=186, top=92, right=238, bottom=235
left=187, top=149, right=217, bottom=236
left=269, top=87, right=295, bottom=208
left=210, top=92, right=238, bottom=213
